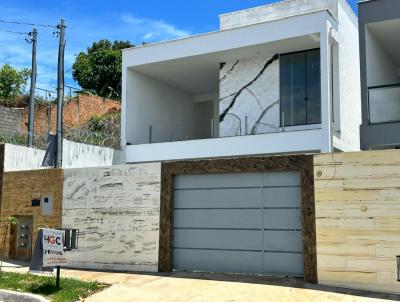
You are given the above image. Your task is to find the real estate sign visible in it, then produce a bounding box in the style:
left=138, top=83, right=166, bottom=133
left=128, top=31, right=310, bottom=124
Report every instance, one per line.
left=42, top=229, right=68, bottom=267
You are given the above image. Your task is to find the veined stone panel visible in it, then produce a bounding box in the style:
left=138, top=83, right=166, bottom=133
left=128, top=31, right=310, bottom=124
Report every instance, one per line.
left=62, top=163, right=161, bottom=272
left=219, top=55, right=280, bottom=137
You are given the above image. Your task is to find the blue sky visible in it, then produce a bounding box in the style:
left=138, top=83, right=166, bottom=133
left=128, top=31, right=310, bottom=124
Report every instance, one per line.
left=0, top=0, right=358, bottom=96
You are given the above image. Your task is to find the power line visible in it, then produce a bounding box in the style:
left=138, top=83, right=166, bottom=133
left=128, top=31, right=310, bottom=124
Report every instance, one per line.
left=0, top=19, right=57, bottom=28
left=0, top=28, right=30, bottom=35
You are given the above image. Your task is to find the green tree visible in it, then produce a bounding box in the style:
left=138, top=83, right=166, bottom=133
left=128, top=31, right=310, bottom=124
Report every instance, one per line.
left=0, top=64, right=30, bottom=101
left=72, top=40, right=133, bottom=100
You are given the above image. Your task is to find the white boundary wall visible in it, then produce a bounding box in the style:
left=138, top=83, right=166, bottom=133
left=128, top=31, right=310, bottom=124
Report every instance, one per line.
left=4, top=140, right=123, bottom=172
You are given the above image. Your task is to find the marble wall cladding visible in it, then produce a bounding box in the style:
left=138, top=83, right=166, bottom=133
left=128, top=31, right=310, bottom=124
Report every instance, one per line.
left=62, top=163, right=161, bottom=272
left=219, top=55, right=280, bottom=137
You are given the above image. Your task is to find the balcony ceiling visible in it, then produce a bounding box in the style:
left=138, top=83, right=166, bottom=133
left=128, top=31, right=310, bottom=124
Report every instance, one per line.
left=368, top=18, right=400, bottom=66
left=129, top=34, right=319, bottom=95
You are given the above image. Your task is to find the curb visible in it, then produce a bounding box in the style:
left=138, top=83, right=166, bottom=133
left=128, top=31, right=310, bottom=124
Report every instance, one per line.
left=0, top=289, right=49, bottom=302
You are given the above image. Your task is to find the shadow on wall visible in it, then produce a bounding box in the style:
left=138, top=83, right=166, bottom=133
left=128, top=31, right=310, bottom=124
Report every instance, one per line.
left=3, top=140, right=123, bottom=172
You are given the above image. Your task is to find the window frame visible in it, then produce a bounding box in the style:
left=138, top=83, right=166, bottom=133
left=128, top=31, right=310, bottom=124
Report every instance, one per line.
left=279, top=48, right=322, bottom=127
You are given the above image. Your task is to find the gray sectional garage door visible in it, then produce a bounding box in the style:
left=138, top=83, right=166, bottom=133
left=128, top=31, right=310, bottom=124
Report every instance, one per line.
left=173, top=171, right=303, bottom=276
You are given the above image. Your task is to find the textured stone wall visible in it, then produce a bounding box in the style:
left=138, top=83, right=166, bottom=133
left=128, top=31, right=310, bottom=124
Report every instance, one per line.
left=62, top=163, right=161, bottom=272
left=219, top=55, right=280, bottom=137
left=0, top=106, right=22, bottom=134
left=315, top=150, right=400, bottom=294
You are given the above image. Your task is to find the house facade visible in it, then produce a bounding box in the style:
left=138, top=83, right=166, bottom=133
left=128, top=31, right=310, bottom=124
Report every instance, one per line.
left=358, top=0, right=400, bottom=150
left=121, top=0, right=361, bottom=163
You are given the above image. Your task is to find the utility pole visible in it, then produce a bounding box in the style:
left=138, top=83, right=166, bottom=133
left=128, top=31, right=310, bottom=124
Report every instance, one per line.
left=56, top=18, right=66, bottom=168
left=27, top=28, right=37, bottom=147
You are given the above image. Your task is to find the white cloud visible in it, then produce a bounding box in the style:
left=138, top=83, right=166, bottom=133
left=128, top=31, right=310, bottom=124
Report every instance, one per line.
left=121, top=14, right=190, bottom=42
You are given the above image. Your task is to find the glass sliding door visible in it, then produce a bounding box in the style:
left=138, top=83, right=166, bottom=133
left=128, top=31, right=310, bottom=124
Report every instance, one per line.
left=280, top=49, right=321, bottom=126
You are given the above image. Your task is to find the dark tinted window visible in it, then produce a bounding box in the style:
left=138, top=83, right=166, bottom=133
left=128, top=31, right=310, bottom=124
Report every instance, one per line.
left=280, top=49, right=321, bottom=126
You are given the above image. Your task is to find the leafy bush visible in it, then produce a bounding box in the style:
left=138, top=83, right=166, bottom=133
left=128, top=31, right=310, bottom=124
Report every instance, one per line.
left=0, top=64, right=30, bottom=103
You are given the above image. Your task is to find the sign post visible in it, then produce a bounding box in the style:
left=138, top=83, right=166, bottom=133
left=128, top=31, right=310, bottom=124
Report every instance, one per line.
left=29, top=228, right=68, bottom=289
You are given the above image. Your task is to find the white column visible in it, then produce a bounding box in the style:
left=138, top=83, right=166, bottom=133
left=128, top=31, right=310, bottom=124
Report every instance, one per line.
left=120, top=62, right=128, bottom=162
left=320, top=25, right=333, bottom=153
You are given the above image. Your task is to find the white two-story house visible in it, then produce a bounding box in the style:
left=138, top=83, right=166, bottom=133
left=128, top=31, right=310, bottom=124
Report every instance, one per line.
left=121, top=0, right=361, bottom=163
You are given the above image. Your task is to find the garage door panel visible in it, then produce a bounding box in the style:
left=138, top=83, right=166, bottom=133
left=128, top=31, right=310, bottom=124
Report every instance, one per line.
left=174, top=229, right=262, bottom=251
left=175, top=173, right=261, bottom=190
left=263, top=187, right=301, bottom=208
left=173, top=172, right=304, bottom=277
left=174, top=188, right=261, bottom=209
left=262, top=171, right=301, bottom=187
left=174, top=209, right=262, bottom=229
left=173, top=248, right=263, bottom=274
left=263, top=252, right=304, bottom=276
left=263, top=209, right=302, bottom=229
left=263, top=230, right=303, bottom=252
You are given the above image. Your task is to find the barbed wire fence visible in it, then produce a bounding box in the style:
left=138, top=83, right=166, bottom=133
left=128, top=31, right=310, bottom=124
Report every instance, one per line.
left=64, top=113, right=121, bottom=149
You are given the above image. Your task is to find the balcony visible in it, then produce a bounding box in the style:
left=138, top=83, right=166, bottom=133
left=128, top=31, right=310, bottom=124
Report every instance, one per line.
left=368, top=84, right=400, bottom=124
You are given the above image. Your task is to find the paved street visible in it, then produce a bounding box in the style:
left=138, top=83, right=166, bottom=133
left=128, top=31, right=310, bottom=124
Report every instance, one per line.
left=1, top=260, right=399, bottom=302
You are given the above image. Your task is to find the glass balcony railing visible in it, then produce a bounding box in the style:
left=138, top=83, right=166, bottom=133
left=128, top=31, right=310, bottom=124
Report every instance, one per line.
left=368, top=84, right=400, bottom=124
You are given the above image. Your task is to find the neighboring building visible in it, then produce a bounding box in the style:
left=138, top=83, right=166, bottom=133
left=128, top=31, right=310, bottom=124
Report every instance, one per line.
left=121, top=0, right=361, bottom=163
left=358, top=0, right=400, bottom=150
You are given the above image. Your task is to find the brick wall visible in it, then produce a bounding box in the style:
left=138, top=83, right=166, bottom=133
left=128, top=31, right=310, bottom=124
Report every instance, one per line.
left=15, top=94, right=120, bottom=136
left=0, top=144, right=3, bottom=205
left=0, top=169, right=63, bottom=260
left=0, top=106, right=23, bottom=134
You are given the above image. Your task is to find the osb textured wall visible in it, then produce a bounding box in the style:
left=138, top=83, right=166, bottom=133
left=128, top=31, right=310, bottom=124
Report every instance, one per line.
left=62, top=163, right=161, bottom=272
left=314, top=150, right=400, bottom=294
left=0, top=168, right=63, bottom=258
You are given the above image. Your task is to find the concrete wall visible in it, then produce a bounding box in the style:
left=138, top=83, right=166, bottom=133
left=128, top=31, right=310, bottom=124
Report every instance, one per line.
left=4, top=140, right=123, bottom=172
left=219, top=0, right=338, bottom=30
left=359, top=0, right=400, bottom=149
left=62, top=163, right=161, bottom=272
left=126, top=128, right=323, bottom=163
left=126, top=70, right=204, bottom=144
left=314, top=150, right=400, bottom=294
left=4, top=144, right=46, bottom=172
left=0, top=169, right=63, bottom=259
left=365, top=28, right=398, bottom=87
left=219, top=56, right=279, bottom=137
left=334, top=0, right=361, bottom=151
left=62, top=140, right=123, bottom=169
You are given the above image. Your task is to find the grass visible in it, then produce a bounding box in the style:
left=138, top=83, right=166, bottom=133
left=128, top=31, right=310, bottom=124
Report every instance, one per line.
left=0, top=271, right=105, bottom=302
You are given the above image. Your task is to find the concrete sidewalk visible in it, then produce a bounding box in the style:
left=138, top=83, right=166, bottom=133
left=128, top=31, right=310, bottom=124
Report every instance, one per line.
left=1, top=260, right=399, bottom=302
